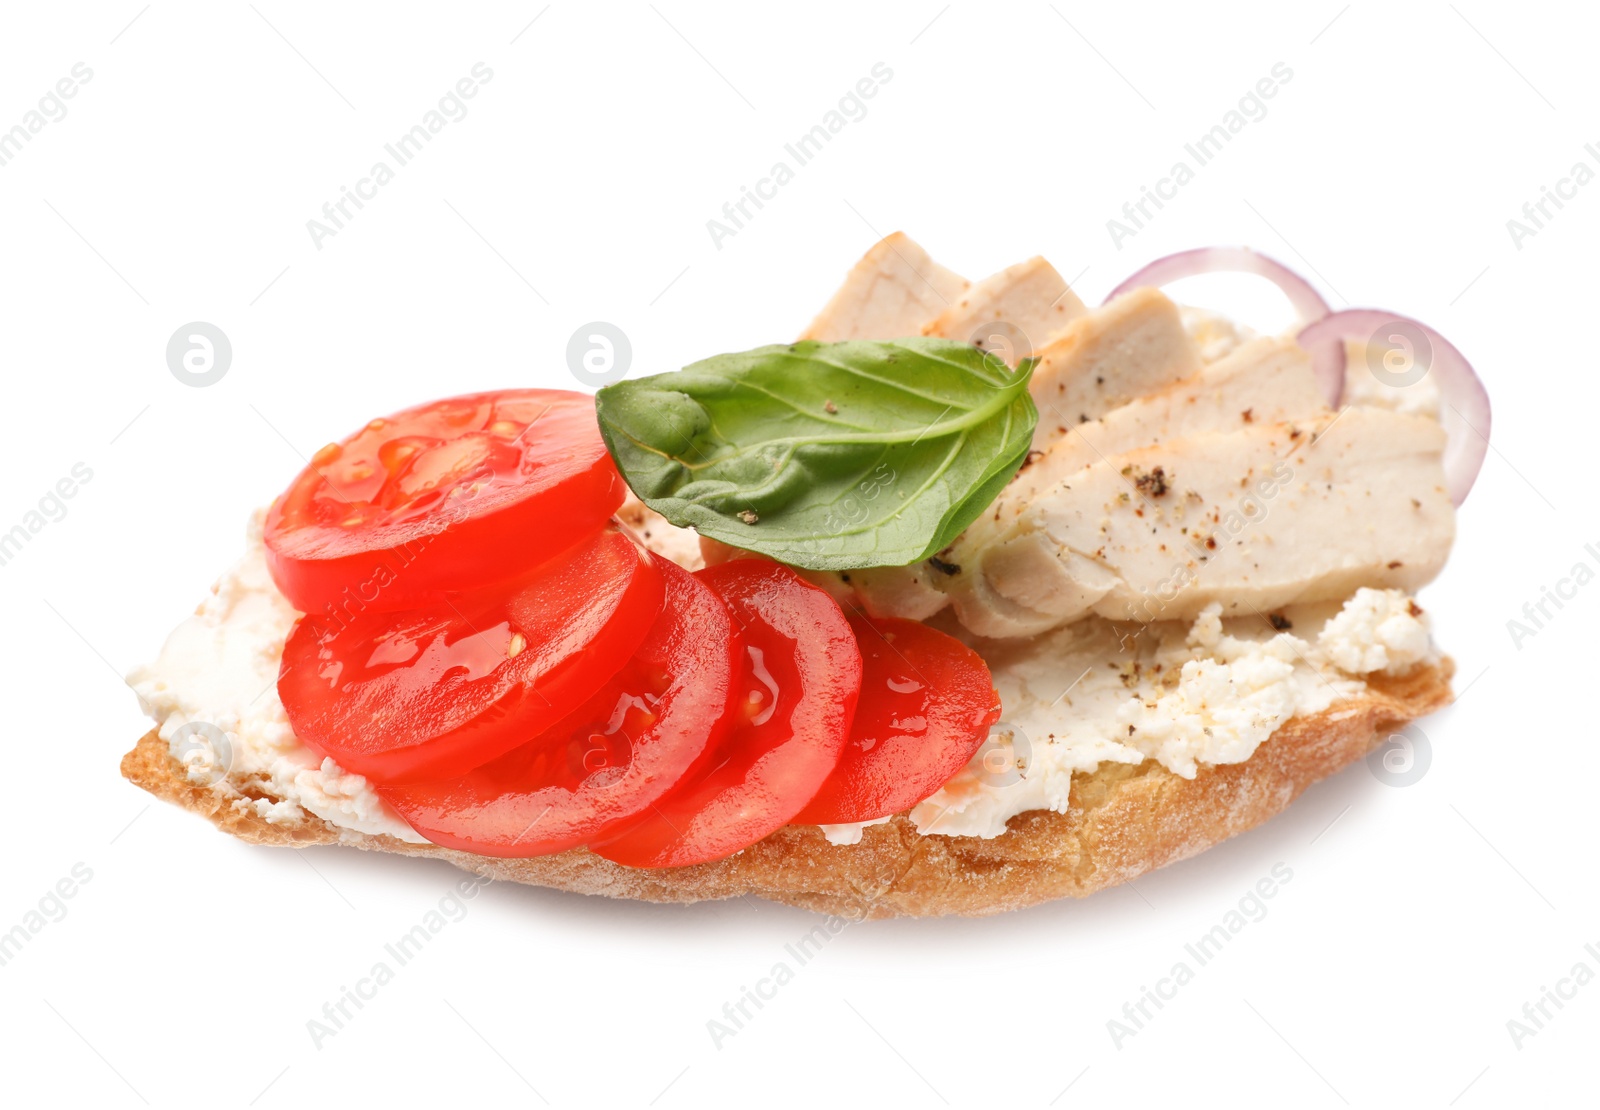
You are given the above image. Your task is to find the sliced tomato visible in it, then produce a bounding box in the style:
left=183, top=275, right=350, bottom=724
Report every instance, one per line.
left=792, top=615, right=1001, bottom=825
left=377, top=560, right=742, bottom=857
left=278, top=524, right=662, bottom=783
left=264, top=390, right=624, bottom=615
left=592, top=561, right=862, bottom=868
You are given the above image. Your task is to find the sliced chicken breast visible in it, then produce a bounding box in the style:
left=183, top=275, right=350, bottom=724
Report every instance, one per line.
left=946, top=407, right=1455, bottom=637
left=986, top=336, right=1330, bottom=527
left=800, top=232, right=968, bottom=342
left=618, top=495, right=704, bottom=571
left=1028, top=287, right=1201, bottom=438
left=841, top=308, right=1257, bottom=622
left=921, top=256, right=1085, bottom=365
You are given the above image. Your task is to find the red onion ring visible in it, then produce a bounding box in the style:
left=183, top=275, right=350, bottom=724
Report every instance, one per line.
left=1105, top=246, right=1332, bottom=325
left=1296, top=309, right=1490, bottom=506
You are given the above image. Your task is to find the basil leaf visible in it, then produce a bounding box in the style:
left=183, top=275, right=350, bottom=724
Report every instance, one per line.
left=594, top=339, right=1038, bottom=571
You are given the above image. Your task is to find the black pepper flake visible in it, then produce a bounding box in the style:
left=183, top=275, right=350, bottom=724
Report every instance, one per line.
left=1269, top=613, right=1293, bottom=631
left=1130, top=466, right=1170, bottom=498
left=927, top=556, right=961, bottom=576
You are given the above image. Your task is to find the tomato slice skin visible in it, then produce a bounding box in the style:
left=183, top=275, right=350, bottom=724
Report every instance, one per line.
left=592, top=561, right=862, bottom=868
left=792, top=615, right=1001, bottom=826
left=278, top=525, right=663, bottom=783
left=264, top=390, right=624, bottom=616
left=377, top=560, right=743, bottom=857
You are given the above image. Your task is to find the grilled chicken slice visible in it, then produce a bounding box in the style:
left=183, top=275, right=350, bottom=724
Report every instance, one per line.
left=945, top=407, right=1455, bottom=637
left=928, top=336, right=1329, bottom=628
left=1028, top=287, right=1201, bottom=438
left=982, top=336, right=1329, bottom=530
left=618, top=494, right=704, bottom=571
left=921, top=256, right=1085, bottom=365
left=799, top=232, right=967, bottom=342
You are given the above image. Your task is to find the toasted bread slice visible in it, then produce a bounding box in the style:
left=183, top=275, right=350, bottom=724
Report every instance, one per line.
left=121, top=659, right=1449, bottom=918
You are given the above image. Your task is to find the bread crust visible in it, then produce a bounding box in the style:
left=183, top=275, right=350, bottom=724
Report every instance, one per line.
left=120, top=661, right=1451, bottom=918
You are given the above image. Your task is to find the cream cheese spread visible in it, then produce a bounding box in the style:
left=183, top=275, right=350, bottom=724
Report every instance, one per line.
left=897, top=590, right=1434, bottom=840
left=128, top=515, right=427, bottom=843
left=819, top=587, right=1434, bottom=845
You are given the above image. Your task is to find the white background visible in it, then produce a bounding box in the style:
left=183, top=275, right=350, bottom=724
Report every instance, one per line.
left=0, top=1, right=1594, bottom=1106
